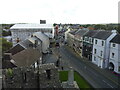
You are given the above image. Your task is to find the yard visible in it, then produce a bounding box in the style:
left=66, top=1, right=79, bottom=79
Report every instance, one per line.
left=59, top=71, right=93, bottom=89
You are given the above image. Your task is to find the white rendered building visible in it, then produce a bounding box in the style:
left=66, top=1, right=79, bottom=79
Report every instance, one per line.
left=109, top=34, right=120, bottom=73
left=92, top=30, right=117, bottom=68
left=10, top=23, right=54, bottom=46
left=32, top=32, right=50, bottom=53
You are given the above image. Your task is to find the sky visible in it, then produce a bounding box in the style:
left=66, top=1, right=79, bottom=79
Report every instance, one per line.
left=0, top=0, right=119, bottom=24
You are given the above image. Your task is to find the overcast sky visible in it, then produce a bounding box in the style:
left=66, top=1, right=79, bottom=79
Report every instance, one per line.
left=0, top=0, right=119, bottom=24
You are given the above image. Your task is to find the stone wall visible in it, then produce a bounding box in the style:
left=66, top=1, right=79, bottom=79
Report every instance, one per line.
left=2, top=63, right=62, bottom=89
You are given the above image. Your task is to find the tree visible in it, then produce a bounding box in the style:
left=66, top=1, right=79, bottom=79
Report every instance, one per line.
left=94, top=24, right=106, bottom=30
left=53, top=23, right=57, bottom=27
left=2, top=38, right=12, bottom=53
left=2, top=30, right=11, bottom=36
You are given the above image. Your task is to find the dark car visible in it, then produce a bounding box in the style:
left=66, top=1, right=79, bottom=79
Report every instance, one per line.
left=56, top=42, right=60, bottom=47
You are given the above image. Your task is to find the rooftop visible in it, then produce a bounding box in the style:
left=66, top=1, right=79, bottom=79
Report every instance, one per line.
left=6, top=44, right=25, bottom=55
left=110, top=34, right=120, bottom=44
left=84, top=30, right=99, bottom=37
left=10, top=23, right=54, bottom=29
left=93, top=30, right=112, bottom=40
left=69, top=30, right=78, bottom=35
left=75, top=29, right=89, bottom=37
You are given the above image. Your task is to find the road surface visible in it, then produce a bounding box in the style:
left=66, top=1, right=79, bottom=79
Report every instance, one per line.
left=57, top=45, right=120, bottom=88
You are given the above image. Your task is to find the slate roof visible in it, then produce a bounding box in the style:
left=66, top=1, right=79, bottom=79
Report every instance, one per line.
left=110, top=34, right=120, bottom=44
left=69, top=30, right=78, bottom=35
left=75, top=30, right=89, bottom=36
left=93, top=31, right=112, bottom=40
left=84, top=30, right=99, bottom=37
left=12, top=48, right=41, bottom=67
left=6, top=44, right=25, bottom=55
left=19, top=39, right=33, bottom=48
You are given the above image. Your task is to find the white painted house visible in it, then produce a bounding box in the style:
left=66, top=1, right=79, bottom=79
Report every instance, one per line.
left=32, top=32, right=50, bottom=53
left=65, top=28, right=71, bottom=41
left=109, top=34, right=120, bottom=74
left=10, top=23, right=54, bottom=46
left=92, top=30, right=117, bottom=68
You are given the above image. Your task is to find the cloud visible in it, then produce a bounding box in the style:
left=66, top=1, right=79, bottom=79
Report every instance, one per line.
left=0, top=0, right=119, bottom=24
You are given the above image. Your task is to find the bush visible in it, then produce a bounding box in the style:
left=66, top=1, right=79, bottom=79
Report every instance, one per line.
left=6, top=68, right=13, bottom=77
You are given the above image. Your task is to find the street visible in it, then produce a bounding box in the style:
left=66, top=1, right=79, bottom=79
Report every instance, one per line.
left=58, top=45, right=120, bottom=88
left=43, top=36, right=120, bottom=89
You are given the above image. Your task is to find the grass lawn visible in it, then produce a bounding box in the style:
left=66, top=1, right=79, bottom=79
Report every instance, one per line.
left=59, top=71, right=93, bottom=89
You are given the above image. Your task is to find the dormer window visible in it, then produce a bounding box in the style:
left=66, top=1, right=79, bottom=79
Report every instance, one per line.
left=112, top=43, right=116, bottom=47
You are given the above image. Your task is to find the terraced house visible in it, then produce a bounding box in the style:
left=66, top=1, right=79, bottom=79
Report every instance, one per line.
left=67, top=30, right=77, bottom=48
left=82, top=30, right=99, bottom=61
left=73, top=29, right=89, bottom=57
left=92, top=30, right=117, bottom=68
left=109, top=34, right=120, bottom=73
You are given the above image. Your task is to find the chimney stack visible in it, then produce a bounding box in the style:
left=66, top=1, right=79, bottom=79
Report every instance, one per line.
left=40, top=20, right=46, bottom=24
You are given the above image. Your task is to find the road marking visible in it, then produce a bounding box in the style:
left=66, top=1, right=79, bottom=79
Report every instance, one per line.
left=102, top=80, right=113, bottom=88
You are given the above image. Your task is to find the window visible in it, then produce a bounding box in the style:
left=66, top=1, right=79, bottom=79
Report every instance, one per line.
left=23, top=73, right=27, bottom=83
left=46, top=69, right=51, bottom=79
left=94, top=49, right=97, bottom=54
left=119, top=66, right=120, bottom=71
left=94, top=56, right=96, bottom=61
left=100, top=51, right=103, bottom=56
left=95, top=40, right=97, bottom=44
left=89, top=38, right=91, bottom=43
left=86, top=37, right=89, bottom=41
left=29, top=44, right=33, bottom=47
left=112, top=53, right=115, bottom=58
left=50, top=30, right=52, bottom=34
left=92, top=39, right=94, bottom=43
left=112, top=43, right=116, bottom=47
left=102, top=41, right=104, bottom=46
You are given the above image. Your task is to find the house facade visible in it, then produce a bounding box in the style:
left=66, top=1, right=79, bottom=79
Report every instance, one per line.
left=92, top=30, right=117, bottom=68
left=73, top=29, right=89, bottom=57
left=32, top=32, right=50, bottom=53
left=109, top=34, right=120, bottom=73
left=10, top=23, right=54, bottom=46
left=82, top=30, right=99, bottom=61
left=67, top=30, right=77, bottom=48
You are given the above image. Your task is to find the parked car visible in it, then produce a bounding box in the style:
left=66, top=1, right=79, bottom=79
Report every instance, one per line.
left=56, top=42, right=59, bottom=47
